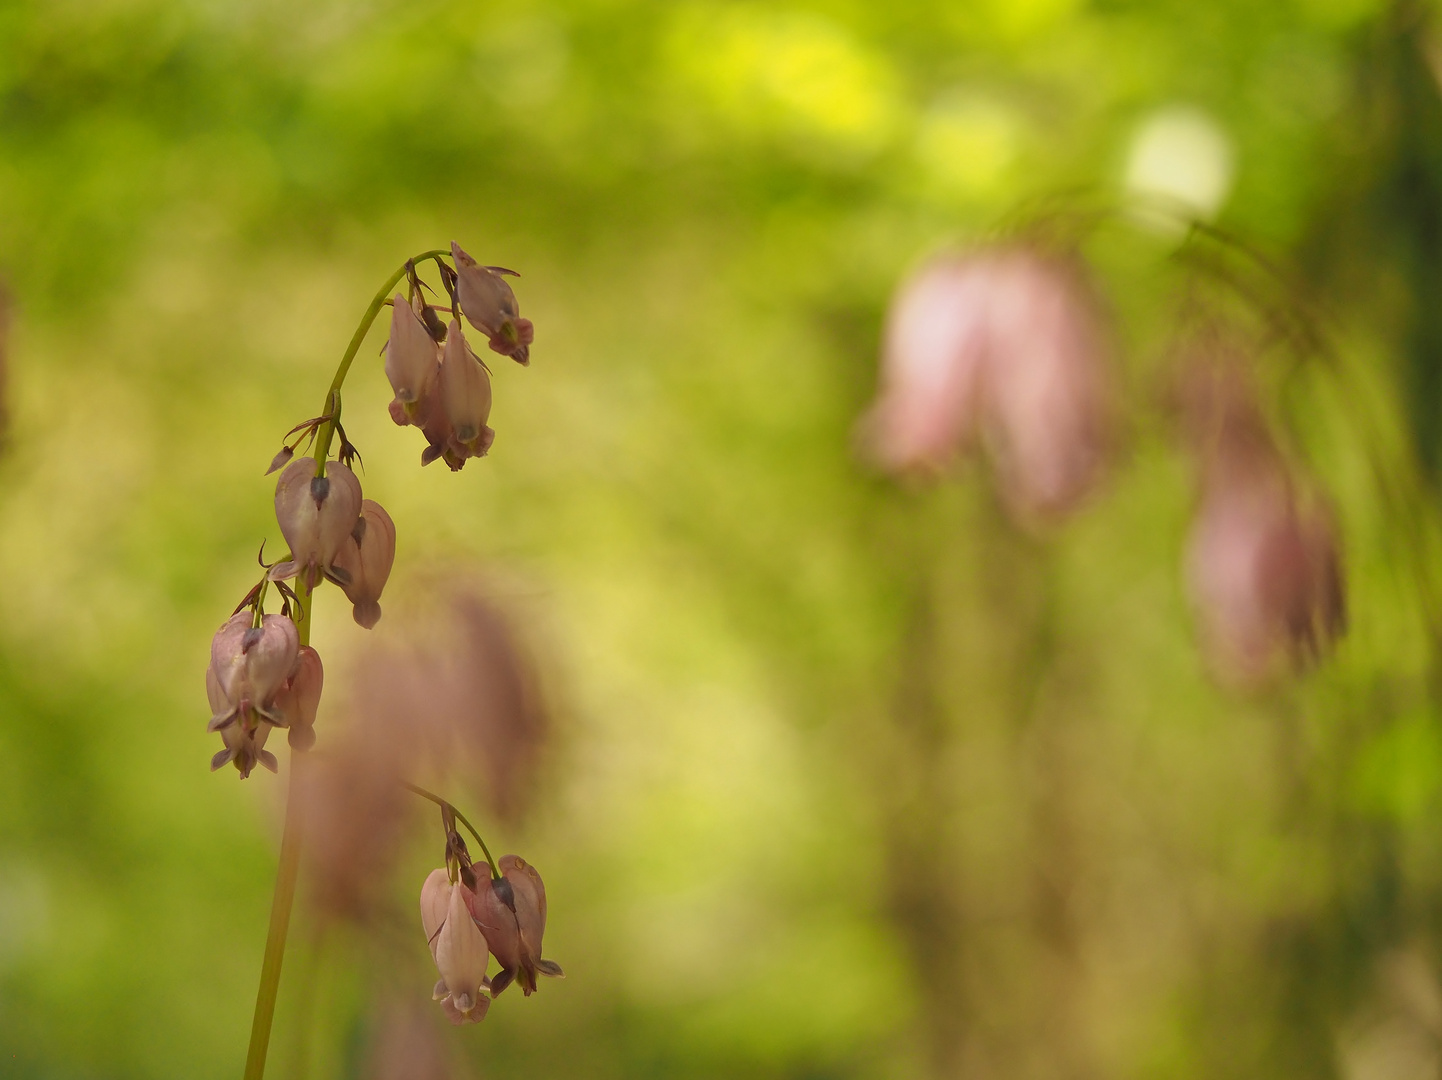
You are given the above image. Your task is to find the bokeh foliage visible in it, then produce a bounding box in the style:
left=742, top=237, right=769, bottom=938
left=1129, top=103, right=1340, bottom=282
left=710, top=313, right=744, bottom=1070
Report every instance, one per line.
left=3, top=0, right=1442, bottom=1077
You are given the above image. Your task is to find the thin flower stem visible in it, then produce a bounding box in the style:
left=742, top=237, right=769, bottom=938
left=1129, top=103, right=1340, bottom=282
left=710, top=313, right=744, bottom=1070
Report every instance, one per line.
left=242, top=752, right=307, bottom=1080
left=250, top=578, right=270, bottom=629
left=312, top=249, right=450, bottom=469
left=401, top=781, right=502, bottom=881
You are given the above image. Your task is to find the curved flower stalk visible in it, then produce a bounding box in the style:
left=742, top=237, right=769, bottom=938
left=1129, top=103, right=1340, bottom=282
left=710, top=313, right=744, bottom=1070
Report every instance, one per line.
left=205, top=243, right=536, bottom=1080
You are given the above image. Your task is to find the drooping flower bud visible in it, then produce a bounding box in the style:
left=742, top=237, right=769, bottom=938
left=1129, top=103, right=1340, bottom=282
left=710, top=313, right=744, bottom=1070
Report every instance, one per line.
left=451, top=241, right=533, bottom=366
left=414, top=384, right=460, bottom=470
left=439, top=321, right=494, bottom=460
left=207, top=612, right=299, bottom=777
left=979, top=253, right=1111, bottom=519
left=866, top=256, right=991, bottom=473
left=274, top=644, right=324, bottom=751
left=419, top=869, right=491, bottom=1025
left=208, top=660, right=277, bottom=776
left=1176, top=351, right=1345, bottom=683
left=385, top=294, right=441, bottom=419
left=466, top=855, right=562, bottom=997
left=208, top=613, right=299, bottom=729
left=864, top=247, right=1113, bottom=523
left=333, top=500, right=397, bottom=629
left=270, top=457, right=363, bottom=590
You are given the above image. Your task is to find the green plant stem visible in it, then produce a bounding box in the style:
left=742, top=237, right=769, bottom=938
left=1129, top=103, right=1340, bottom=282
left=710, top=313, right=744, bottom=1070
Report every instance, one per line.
left=312, top=249, right=449, bottom=466
left=242, top=750, right=307, bottom=1080
left=241, top=249, right=448, bottom=1079
left=401, top=781, right=502, bottom=880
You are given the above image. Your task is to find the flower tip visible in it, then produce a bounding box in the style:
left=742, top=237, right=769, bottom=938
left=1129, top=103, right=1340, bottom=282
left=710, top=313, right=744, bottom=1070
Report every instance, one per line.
left=450, top=240, right=474, bottom=268
left=288, top=724, right=316, bottom=751
left=266, top=447, right=294, bottom=475
left=352, top=600, right=382, bottom=629
left=210, top=748, right=235, bottom=771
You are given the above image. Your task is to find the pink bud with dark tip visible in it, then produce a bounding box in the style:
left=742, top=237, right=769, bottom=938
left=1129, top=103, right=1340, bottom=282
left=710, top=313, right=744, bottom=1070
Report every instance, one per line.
left=419, top=869, right=491, bottom=1025
left=269, top=457, right=362, bottom=591
left=333, top=500, right=397, bottom=629
left=439, top=320, right=494, bottom=460
left=466, top=854, right=563, bottom=997
left=451, top=241, right=532, bottom=366
left=385, top=294, right=441, bottom=420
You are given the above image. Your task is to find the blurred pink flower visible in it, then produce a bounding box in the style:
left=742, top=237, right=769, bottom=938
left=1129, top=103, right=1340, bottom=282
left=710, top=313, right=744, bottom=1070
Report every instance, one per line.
left=865, top=247, right=1112, bottom=521
left=364, top=999, right=454, bottom=1080
left=300, top=652, right=423, bottom=920
left=1178, top=358, right=1345, bottom=683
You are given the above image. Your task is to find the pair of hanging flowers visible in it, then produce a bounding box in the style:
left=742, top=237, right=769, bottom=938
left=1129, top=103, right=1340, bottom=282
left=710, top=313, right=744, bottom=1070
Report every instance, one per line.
left=386, top=241, right=532, bottom=470
left=418, top=811, right=563, bottom=1025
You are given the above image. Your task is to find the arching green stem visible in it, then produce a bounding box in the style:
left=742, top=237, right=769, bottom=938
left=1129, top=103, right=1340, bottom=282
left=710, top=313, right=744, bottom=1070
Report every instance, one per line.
left=312, top=249, right=449, bottom=469
left=401, top=781, right=503, bottom=881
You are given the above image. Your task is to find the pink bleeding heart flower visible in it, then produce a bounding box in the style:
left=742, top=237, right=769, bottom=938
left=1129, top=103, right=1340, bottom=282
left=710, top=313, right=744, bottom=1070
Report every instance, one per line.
left=269, top=457, right=363, bottom=590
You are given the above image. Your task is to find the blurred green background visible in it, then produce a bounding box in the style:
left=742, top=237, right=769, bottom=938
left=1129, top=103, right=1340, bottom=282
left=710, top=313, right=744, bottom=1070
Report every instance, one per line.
left=4, top=0, right=1442, bottom=1077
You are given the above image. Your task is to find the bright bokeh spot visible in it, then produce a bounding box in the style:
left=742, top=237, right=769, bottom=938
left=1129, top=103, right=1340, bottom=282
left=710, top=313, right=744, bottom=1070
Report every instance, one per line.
left=1124, top=105, right=1236, bottom=233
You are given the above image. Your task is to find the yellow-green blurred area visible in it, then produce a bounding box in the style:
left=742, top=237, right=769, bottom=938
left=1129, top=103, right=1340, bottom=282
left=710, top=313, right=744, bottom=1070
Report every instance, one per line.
left=8, top=0, right=1442, bottom=1077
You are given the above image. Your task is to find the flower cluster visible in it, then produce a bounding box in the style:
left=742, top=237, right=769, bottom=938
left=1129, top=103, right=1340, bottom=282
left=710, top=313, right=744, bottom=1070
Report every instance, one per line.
left=206, top=612, right=321, bottom=776
left=208, top=244, right=550, bottom=1073
left=419, top=821, right=561, bottom=1025
left=205, top=242, right=527, bottom=772
left=866, top=239, right=1346, bottom=684
left=384, top=242, right=533, bottom=470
